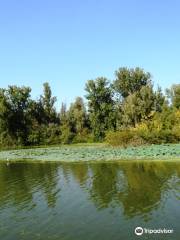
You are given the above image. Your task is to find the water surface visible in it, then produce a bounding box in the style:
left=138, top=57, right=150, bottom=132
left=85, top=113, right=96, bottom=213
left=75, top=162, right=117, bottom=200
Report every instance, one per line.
left=0, top=161, right=180, bottom=239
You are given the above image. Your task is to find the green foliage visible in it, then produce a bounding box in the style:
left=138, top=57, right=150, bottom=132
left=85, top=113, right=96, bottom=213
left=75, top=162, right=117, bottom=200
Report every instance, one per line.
left=154, top=86, right=165, bottom=112
left=122, top=85, right=155, bottom=127
left=68, top=97, right=88, bottom=134
left=106, top=130, right=134, bottom=147
left=1, top=144, right=179, bottom=161
left=72, top=129, right=93, bottom=143
left=106, top=130, right=145, bottom=147
left=40, top=82, right=58, bottom=124
left=166, top=84, right=180, bottom=109
left=60, top=124, right=74, bottom=144
left=28, top=124, right=61, bottom=145
left=0, top=86, right=32, bottom=145
left=0, top=68, right=179, bottom=148
left=106, top=107, right=180, bottom=146
left=113, top=67, right=152, bottom=98
left=0, top=131, right=16, bottom=147
left=27, top=127, right=41, bottom=145
left=85, top=77, right=116, bottom=141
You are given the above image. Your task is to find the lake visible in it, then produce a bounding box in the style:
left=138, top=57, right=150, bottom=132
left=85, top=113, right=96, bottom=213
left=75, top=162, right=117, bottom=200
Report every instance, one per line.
left=0, top=161, right=180, bottom=240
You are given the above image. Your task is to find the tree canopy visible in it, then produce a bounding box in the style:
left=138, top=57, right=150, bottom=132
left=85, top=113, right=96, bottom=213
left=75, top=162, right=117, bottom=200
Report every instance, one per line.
left=113, top=67, right=152, bottom=99
left=0, top=67, right=179, bottom=147
left=85, top=77, right=116, bottom=140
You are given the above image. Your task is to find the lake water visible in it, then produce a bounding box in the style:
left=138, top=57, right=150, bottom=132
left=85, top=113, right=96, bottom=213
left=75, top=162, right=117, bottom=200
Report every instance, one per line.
left=0, top=161, right=180, bottom=240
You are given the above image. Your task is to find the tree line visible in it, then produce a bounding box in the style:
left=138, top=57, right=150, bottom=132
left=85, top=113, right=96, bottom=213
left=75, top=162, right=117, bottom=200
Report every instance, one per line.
left=0, top=67, right=179, bottom=147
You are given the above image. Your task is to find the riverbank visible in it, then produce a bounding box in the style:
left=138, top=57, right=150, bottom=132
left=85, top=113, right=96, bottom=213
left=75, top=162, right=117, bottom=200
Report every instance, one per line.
left=0, top=143, right=179, bottom=162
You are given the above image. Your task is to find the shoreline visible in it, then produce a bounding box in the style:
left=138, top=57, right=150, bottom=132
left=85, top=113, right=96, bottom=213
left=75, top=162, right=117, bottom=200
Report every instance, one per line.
left=0, top=158, right=180, bottom=164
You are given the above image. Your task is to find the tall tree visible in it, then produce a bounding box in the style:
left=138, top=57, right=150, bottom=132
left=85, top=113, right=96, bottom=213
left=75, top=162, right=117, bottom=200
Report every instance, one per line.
left=59, top=102, right=74, bottom=144
left=0, top=88, right=11, bottom=138
left=85, top=77, right=116, bottom=140
left=40, top=82, right=57, bottom=124
left=113, top=67, right=152, bottom=99
left=59, top=102, right=67, bottom=124
left=1, top=86, right=32, bottom=145
left=68, top=97, right=87, bottom=134
left=122, top=85, right=155, bottom=127
left=166, top=84, right=180, bottom=109
left=154, top=86, right=165, bottom=112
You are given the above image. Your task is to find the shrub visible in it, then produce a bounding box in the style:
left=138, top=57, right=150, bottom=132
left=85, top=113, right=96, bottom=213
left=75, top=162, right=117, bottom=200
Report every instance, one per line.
left=105, top=119, right=180, bottom=147
left=72, top=128, right=92, bottom=143
left=60, top=124, right=74, bottom=144
left=28, top=129, right=41, bottom=145
left=105, top=130, right=144, bottom=147
left=28, top=123, right=61, bottom=145
left=0, top=131, right=16, bottom=147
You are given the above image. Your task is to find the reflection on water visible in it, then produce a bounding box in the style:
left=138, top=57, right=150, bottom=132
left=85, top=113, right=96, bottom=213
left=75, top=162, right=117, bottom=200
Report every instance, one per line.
left=0, top=161, right=180, bottom=240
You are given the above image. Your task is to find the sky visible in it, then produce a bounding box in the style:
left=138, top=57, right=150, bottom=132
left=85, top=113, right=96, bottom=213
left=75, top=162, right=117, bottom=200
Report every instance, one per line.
left=0, top=0, right=180, bottom=109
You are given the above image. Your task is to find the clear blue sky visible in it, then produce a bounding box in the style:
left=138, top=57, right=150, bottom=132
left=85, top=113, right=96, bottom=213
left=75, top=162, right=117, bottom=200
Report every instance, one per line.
left=0, top=0, right=180, bottom=109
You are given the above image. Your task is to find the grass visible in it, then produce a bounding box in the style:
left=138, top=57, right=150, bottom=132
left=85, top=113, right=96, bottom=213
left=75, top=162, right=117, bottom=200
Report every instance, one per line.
left=0, top=143, right=179, bottom=162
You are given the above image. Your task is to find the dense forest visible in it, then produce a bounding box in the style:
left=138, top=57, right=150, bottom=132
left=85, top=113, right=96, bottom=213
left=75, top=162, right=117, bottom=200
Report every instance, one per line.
left=0, top=67, right=179, bottom=148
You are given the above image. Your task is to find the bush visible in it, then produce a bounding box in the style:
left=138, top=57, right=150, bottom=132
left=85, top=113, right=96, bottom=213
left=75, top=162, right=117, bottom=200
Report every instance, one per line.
left=72, top=128, right=92, bottom=143
left=28, top=124, right=61, bottom=145
left=106, top=130, right=145, bottom=147
left=60, top=124, right=75, bottom=144
left=105, top=121, right=180, bottom=147
left=0, top=131, right=16, bottom=147
left=134, top=111, right=180, bottom=144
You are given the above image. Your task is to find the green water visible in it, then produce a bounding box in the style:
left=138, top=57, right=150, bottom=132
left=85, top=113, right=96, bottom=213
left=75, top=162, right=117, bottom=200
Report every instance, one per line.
left=0, top=161, right=180, bottom=240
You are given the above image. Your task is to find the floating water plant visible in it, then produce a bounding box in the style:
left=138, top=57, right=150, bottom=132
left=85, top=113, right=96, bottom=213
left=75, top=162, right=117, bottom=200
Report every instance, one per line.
left=0, top=144, right=179, bottom=162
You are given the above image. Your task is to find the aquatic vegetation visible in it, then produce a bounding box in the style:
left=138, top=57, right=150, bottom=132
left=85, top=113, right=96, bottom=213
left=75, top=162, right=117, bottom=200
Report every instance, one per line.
left=0, top=144, right=179, bottom=162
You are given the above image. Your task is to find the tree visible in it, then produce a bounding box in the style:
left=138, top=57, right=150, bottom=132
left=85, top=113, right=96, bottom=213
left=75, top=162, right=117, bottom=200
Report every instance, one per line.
left=122, top=85, right=155, bottom=127
left=0, top=89, right=9, bottom=130
left=166, top=84, right=180, bottom=109
left=122, top=92, right=139, bottom=127
left=154, top=86, right=165, bottom=112
left=59, top=103, right=67, bottom=123
left=68, top=97, right=87, bottom=134
left=136, top=85, right=155, bottom=119
left=113, top=67, right=152, bottom=99
left=1, top=86, right=32, bottom=145
left=85, top=77, right=116, bottom=140
left=40, top=82, right=58, bottom=124
left=59, top=103, right=74, bottom=144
